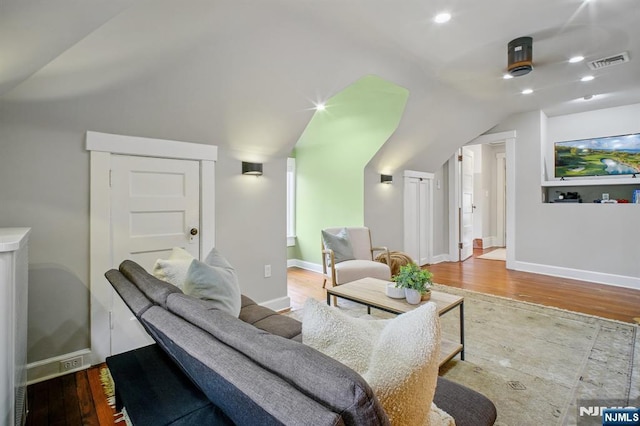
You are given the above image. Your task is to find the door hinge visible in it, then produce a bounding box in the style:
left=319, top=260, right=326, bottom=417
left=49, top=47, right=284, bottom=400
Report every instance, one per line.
left=457, top=154, right=463, bottom=161
left=109, top=311, right=114, bottom=330
left=458, top=242, right=463, bottom=249
left=109, top=169, right=112, bottom=187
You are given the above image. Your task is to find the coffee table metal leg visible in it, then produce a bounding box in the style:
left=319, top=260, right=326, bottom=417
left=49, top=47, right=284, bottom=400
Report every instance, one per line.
left=326, top=292, right=330, bottom=306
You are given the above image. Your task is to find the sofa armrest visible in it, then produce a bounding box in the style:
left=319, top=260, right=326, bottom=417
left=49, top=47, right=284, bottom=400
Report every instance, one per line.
left=433, top=377, right=497, bottom=426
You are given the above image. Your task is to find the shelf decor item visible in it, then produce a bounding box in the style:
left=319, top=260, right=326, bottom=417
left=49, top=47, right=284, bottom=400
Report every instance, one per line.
left=391, top=262, right=433, bottom=305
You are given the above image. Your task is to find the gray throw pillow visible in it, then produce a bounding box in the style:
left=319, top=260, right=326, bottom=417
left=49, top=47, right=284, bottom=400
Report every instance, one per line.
left=183, top=249, right=241, bottom=317
left=322, top=228, right=355, bottom=264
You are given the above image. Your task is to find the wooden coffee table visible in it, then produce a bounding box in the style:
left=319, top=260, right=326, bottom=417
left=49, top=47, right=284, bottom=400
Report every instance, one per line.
left=326, top=277, right=464, bottom=366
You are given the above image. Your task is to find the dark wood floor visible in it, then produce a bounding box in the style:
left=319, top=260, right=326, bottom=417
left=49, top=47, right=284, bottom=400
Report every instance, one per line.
left=25, top=248, right=640, bottom=424
left=25, top=365, right=116, bottom=426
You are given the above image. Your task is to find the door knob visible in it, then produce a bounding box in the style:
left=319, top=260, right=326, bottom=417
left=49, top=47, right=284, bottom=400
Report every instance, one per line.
left=190, top=228, right=198, bottom=236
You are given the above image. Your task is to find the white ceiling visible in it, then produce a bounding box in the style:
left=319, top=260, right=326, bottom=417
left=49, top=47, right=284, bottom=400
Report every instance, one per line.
left=1, top=0, right=639, bottom=166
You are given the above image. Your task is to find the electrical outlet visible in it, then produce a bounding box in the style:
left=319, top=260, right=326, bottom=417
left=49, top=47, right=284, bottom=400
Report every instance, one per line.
left=264, top=264, right=271, bottom=278
left=60, top=355, right=83, bottom=372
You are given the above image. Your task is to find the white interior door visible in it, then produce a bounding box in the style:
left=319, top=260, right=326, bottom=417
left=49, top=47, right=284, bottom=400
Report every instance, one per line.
left=404, top=177, right=420, bottom=265
left=417, top=178, right=430, bottom=265
left=110, top=154, right=200, bottom=355
left=460, top=148, right=474, bottom=261
left=404, top=171, right=433, bottom=266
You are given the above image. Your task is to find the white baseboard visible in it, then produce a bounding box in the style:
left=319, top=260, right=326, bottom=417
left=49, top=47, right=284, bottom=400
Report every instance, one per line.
left=480, top=236, right=505, bottom=249
left=27, top=348, right=92, bottom=385
left=512, top=261, right=640, bottom=291
left=261, top=296, right=292, bottom=312
left=287, top=259, right=323, bottom=273
left=430, top=254, right=451, bottom=264
left=483, top=237, right=495, bottom=248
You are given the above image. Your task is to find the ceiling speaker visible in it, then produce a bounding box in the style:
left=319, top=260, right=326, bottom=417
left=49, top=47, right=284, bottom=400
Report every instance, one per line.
left=507, top=36, right=533, bottom=77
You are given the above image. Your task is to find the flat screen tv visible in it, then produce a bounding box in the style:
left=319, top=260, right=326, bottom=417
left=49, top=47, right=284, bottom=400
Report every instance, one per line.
left=554, top=133, right=640, bottom=178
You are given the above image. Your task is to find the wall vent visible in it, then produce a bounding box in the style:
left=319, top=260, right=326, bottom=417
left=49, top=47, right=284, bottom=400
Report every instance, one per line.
left=588, top=52, right=630, bottom=70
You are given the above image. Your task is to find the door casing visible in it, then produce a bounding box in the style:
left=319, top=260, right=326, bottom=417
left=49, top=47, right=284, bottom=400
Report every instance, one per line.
left=87, top=131, right=217, bottom=364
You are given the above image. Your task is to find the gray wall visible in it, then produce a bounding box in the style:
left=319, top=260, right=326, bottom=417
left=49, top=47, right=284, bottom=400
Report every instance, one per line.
left=492, top=106, right=639, bottom=279
left=0, top=76, right=288, bottom=365
left=363, top=162, right=450, bottom=260
left=366, top=103, right=639, bottom=284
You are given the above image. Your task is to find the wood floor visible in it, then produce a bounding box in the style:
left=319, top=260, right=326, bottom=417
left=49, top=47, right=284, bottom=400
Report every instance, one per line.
left=25, top=365, right=116, bottom=426
left=24, top=248, right=640, bottom=424
left=289, top=248, right=640, bottom=324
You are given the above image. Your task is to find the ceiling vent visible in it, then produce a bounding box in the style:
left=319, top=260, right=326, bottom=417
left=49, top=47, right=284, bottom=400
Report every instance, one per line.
left=588, top=52, right=630, bottom=70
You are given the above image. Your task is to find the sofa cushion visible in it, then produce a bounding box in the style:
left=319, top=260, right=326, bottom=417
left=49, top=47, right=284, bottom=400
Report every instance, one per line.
left=152, top=247, right=194, bottom=290
left=183, top=258, right=241, bottom=317
left=433, top=377, right=497, bottom=426
left=166, top=293, right=389, bottom=425
left=303, top=298, right=450, bottom=426
left=119, top=260, right=182, bottom=308
left=334, top=259, right=391, bottom=284
left=239, top=297, right=302, bottom=341
left=141, top=306, right=338, bottom=425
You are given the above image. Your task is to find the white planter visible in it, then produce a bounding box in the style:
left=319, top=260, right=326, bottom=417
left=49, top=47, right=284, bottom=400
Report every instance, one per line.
left=386, top=283, right=406, bottom=299
left=404, top=288, right=422, bottom=305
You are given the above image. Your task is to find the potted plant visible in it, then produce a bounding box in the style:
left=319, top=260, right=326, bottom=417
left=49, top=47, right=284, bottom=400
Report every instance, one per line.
left=392, top=263, right=433, bottom=304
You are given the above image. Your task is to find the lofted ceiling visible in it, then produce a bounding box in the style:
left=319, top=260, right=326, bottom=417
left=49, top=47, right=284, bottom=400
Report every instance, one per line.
left=1, top=0, right=639, bottom=169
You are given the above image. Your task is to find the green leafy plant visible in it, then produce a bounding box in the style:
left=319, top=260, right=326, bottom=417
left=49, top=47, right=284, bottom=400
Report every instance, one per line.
left=392, top=263, right=433, bottom=294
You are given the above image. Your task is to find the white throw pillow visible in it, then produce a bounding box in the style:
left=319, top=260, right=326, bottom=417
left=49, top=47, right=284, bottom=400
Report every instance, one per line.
left=152, top=247, right=195, bottom=289
left=303, top=298, right=453, bottom=426
left=183, top=248, right=241, bottom=317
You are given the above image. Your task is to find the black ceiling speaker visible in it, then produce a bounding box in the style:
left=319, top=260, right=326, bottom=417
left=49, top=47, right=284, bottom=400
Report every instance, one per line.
left=507, top=36, right=533, bottom=77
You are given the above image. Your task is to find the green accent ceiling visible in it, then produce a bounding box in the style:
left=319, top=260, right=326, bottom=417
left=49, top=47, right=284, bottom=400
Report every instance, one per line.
left=294, top=75, right=408, bottom=264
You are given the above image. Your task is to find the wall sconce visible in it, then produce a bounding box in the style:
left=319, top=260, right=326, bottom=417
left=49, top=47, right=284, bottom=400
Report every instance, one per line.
left=380, top=174, right=393, bottom=184
left=242, top=162, right=263, bottom=176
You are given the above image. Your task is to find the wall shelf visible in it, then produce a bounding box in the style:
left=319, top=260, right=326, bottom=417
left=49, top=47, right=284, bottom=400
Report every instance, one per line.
left=541, top=177, right=638, bottom=187
left=542, top=179, right=640, bottom=204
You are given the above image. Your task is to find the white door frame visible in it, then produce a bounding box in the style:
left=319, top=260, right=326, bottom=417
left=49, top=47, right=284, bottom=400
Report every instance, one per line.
left=86, top=131, right=217, bottom=364
left=496, top=152, right=506, bottom=247
left=449, top=130, right=516, bottom=267
left=460, top=147, right=474, bottom=261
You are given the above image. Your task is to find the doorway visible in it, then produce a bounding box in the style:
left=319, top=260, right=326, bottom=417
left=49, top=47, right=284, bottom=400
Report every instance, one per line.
left=449, top=131, right=516, bottom=267
left=87, top=131, right=217, bottom=364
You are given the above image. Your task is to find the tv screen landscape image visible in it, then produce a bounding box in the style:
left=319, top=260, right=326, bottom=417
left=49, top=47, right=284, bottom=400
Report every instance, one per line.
left=554, top=133, right=640, bottom=178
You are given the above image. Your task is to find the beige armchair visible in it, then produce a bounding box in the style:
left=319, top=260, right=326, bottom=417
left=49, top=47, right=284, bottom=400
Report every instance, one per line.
left=321, top=227, right=391, bottom=305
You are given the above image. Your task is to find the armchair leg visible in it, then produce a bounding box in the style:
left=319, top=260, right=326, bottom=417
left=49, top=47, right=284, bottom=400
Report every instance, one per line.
left=322, top=279, right=327, bottom=289
left=332, top=295, right=337, bottom=307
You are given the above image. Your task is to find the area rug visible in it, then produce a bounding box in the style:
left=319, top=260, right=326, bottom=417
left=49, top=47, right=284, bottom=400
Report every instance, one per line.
left=289, top=285, right=639, bottom=426
left=477, top=248, right=507, bottom=261
left=100, top=367, right=133, bottom=425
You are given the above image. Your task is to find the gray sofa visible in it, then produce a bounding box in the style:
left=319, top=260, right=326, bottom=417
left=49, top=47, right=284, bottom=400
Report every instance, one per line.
left=105, top=260, right=497, bottom=425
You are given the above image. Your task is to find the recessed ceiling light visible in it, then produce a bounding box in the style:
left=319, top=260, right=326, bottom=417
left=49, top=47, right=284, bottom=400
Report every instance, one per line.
left=434, top=12, right=451, bottom=23
left=580, top=75, right=595, bottom=82
left=522, top=88, right=533, bottom=95
left=315, top=103, right=326, bottom=111
left=569, top=56, right=585, bottom=63
left=503, top=73, right=514, bottom=80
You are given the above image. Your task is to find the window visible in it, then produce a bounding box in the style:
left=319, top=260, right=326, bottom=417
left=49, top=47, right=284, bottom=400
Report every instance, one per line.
left=286, top=158, right=296, bottom=246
